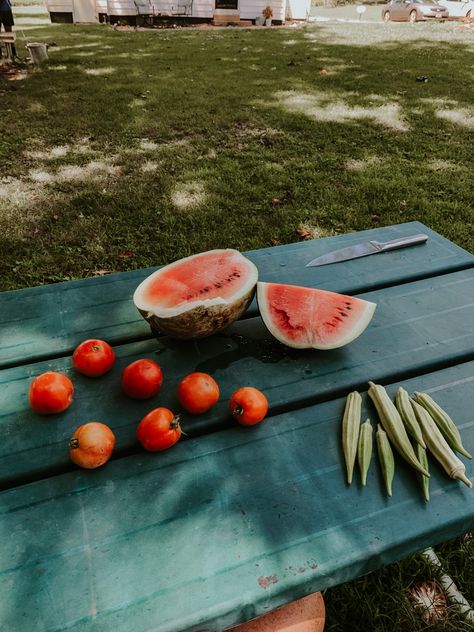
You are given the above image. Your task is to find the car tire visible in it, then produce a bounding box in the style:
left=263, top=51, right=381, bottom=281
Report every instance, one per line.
left=409, top=10, right=417, bottom=22
left=383, top=11, right=391, bottom=21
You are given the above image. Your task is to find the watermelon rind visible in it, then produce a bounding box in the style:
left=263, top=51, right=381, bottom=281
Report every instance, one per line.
left=256, top=282, right=377, bottom=350
left=133, top=249, right=258, bottom=339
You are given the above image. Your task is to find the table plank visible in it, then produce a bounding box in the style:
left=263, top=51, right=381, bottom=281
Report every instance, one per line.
left=1, top=362, right=473, bottom=632
left=1, top=222, right=473, bottom=369
left=1, top=269, right=473, bottom=488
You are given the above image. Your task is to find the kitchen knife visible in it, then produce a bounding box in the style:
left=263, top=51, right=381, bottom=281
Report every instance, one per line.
left=306, top=233, right=429, bottom=267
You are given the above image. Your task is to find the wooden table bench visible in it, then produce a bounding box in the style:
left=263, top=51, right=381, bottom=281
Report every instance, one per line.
left=1, top=221, right=473, bottom=631
left=0, top=32, right=16, bottom=61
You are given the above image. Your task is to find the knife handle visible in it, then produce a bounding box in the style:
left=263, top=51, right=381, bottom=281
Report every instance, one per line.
left=376, top=234, right=429, bottom=252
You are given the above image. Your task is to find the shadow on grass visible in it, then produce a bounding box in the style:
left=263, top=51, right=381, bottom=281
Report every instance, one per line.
left=1, top=26, right=474, bottom=292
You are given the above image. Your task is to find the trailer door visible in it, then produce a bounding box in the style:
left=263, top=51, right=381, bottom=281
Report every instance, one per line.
left=72, top=0, right=96, bottom=22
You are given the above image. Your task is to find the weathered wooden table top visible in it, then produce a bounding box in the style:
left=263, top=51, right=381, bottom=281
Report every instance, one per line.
left=1, top=221, right=473, bottom=632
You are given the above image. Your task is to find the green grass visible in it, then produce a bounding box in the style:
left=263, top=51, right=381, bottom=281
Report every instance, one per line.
left=1, top=21, right=473, bottom=291
left=325, top=537, right=474, bottom=631
left=1, top=23, right=474, bottom=628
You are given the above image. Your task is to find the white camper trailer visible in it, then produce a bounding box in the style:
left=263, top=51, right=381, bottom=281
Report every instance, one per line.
left=46, top=1, right=108, bottom=23
left=46, top=0, right=310, bottom=25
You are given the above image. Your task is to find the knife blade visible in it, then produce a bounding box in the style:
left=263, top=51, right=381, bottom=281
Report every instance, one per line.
left=306, top=233, right=429, bottom=267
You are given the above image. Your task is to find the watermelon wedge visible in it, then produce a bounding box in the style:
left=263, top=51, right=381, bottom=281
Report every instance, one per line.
left=257, top=282, right=377, bottom=350
left=134, top=249, right=258, bottom=339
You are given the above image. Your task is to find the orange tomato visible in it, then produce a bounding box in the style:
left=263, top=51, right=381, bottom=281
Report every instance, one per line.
left=121, top=358, right=163, bottom=399
left=137, top=407, right=181, bottom=452
left=178, top=372, right=220, bottom=414
left=230, top=387, right=268, bottom=426
left=73, top=339, right=115, bottom=377
left=29, top=371, right=74, bottom=415
left=69, top=422, right=115, bottom=469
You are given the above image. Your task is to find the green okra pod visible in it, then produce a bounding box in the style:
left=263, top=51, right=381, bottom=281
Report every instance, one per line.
left=395, top=387, right=426, bottom=448
left=415, top=442, right=430, bottom=502
left=342, top=391, right=362, bottom=485
left=376, top=423, right=395, bottom=496
left=411, top=399, right=472, bottom=488
left=358, top=419, right=373, bottom=486
left=368, top=382, right=429, bottom=477
left=414, top=391, right=472, bottom=460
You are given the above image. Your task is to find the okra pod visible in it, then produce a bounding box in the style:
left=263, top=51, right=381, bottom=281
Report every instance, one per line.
left=376, top=423, right=394, bottom=497
left=342, top=391, right=361, bottom=484
left=415, top=442, right=430, bottom=502
left=395, top=387, right=426, bottom=448
left=411, top=399, right=472, bottom=488
left=358, top=419, right=373, bottom=486
left=368, top=382, right=429, bottom=477
left=414, top=391, right=472, bottom=460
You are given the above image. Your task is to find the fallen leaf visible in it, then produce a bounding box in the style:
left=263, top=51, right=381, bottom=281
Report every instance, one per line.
left=119, top=250, right=134, bottom=258
left=296, top=228, right=311, bottom=239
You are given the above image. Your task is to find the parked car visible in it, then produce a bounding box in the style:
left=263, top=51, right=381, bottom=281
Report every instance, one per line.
left=438, top=0, right=474, bottom=18
left=381, top=0, right=449, bottom=21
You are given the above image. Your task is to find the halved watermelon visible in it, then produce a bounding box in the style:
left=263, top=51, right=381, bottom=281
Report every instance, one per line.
left=134, top=249, right=258, bottom=339
left=257, top=282, right=376, bottom=350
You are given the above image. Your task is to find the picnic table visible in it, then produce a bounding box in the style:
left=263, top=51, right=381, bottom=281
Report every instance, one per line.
left=1, top=221, right=473, bottom=632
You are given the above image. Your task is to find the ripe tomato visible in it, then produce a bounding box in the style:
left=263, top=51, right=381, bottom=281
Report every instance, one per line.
left=69, top=422, right=115, bottom=469
left=29, top=371, right=74, bottom=415
left=137, top=407, right=181, bottom=452
left=178, top=372, right=220, bottom=414
left=230, top=387, right=268, bottom=426
left=72, top=339, right=115, bottom=377
left=121, top=358, right=163, bottom=399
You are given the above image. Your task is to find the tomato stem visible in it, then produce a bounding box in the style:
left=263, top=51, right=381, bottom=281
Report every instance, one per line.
left=233, top=405, right=244, bottom=416
left=69, top=438, right=79, bottom=449
left=170, top=415, right=181, bottom=430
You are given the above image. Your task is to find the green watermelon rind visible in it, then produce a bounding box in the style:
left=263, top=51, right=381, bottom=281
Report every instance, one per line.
left=256, top=281, right=377, bottom=350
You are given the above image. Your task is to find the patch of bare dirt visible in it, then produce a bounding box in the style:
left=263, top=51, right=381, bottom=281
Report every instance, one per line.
left=0, top=61, right=28, bottom=81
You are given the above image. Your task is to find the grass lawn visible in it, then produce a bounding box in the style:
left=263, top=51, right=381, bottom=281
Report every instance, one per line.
left=1, top=17, right=474, bottom=631
left=1, top=20, right=473, bottom=291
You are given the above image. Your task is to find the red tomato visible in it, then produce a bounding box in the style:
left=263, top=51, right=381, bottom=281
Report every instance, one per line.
left=121, top=359, right=163, bottom=399
left=178, top=372, right=220, bottom=414
left=29, top=371, right=74, bottom=415
left=230, top=387, right=268, bottom=426
left=137, top=407, right=181, bottom=452
left=69, top=422, right=115, bottom=469
left=72, top=339, right=115, bottom=377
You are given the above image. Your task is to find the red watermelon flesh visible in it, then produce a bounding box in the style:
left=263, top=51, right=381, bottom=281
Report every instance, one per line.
left=257, top=282, right=376, bottom=350
left=140, top=250, right=251, bottom=309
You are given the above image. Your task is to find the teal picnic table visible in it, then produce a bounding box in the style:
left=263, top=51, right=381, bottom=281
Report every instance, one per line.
left=1, top=221, right=474, bottom=632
